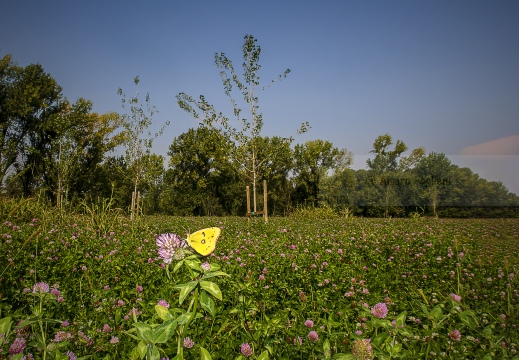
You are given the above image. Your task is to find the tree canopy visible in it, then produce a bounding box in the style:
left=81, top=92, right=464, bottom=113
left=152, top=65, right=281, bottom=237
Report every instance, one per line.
left=2, top=51, right=518, bottom=218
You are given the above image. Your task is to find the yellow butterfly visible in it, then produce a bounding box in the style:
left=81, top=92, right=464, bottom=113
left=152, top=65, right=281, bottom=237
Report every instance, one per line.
left=186, top=227, right=221, bottom=256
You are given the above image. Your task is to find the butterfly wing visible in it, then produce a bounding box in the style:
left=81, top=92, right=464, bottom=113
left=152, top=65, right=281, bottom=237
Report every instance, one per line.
left=187, top=227, right=221, bottom=256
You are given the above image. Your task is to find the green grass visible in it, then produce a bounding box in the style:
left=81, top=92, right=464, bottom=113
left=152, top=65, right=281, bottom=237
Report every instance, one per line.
left=1, top=211, right=518, bottom=359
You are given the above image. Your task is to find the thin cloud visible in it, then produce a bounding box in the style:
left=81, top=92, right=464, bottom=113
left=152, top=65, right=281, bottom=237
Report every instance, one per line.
left=460, top=135, right=519, bottom=155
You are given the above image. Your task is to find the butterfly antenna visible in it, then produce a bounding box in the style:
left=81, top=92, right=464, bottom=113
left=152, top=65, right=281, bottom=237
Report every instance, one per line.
left=181, top=225, right=190, bottom=239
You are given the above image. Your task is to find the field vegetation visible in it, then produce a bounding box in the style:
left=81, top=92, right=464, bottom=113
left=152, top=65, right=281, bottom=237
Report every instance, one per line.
left=0, top=198, right=518, bottom=359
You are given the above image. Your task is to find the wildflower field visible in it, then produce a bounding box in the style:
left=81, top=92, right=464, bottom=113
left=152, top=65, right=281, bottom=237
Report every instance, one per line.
left=1, top=206, right=518, bottom=359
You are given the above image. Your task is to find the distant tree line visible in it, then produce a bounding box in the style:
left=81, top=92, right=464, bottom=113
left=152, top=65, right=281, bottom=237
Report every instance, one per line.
left=2, top=53, right=518, bottom=217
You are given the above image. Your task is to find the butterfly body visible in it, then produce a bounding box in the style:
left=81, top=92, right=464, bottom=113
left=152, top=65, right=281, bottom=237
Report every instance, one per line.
left=187, top=227, right=221, bottom=256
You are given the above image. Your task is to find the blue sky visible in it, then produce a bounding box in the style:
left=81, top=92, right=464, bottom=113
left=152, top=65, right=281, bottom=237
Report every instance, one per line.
left=2, top=1, right=519, bottom=195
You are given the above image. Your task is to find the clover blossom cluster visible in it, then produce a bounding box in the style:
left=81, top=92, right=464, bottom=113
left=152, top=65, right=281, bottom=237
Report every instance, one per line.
left=156, top=233, right=188, bottom=263
left=307, top=330, right=319, bottom=342
left=241, top=343, right=253, bottom=357
left=183, top=337, right=195, bottom=349
left=449, top=293, right=462, bottom=302
left=241, top=343, right=254, bottom=357
left=33, top=282, right=50, bottom=293
left=9, top=337, right=26, bottom=355
left=371, top=302, right=388, bottom=319
left=352, top=338, right=373, bottom=360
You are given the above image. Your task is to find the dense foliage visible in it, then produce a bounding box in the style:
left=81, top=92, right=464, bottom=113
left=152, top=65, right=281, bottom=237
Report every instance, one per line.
left=1, top=48, right=518, bottom=217
left=0, top=199, right=518, bottom=359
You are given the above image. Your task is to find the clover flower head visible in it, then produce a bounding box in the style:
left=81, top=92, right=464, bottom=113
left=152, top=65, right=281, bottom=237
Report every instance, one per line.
left=449, top=329, right=461, bottom=341
left=371, top=302, right=388, bottom=318
left=9, top=337, right=26, bottom=355
left=183, top=337, right=194, bottom=349
left=33, top=282, right=50, bottom=293
left=308, top=330, right=319, bottom=342
left=449, top=293, right=461, bottom=302
left=156, top=233, right=188, bottom=263
left=54, top=331, right=71, bottom=342
left=352, top=338, right=373, bottom=360
left=241, top=343, right=253, bottom=357
left=304, top=319, right=314, bottom=328
left=158, top=300, right=170, bottom=308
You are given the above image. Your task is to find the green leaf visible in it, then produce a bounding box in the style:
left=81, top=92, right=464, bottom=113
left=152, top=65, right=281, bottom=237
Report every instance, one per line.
left=398, top=328, right=414, bottom=337
left=170, top=307, right=186, bottom=315
left=200, top=346, right=213, bottom=360
left=332, top=354, right=355, bottom=359
left=200, top=281, right=222, bottom=301
left=173, top=260, right=184, bottom=273
left=202, top=270, right=229, bottom=279
left=148, top=344, right=160, bottom=360
left=482, top=353, right=494, bottom=360
left=134, top=322, right=153, bottom=343
left=209, top=262, right=221, bottom=271
left=396, top=311, right=407, bottom=327
left=123, top=328, right=141, bottom=341
left=420, top=303, right=430, bottom=317
left=482, top=326, right=493, bottom=336
left=372, top=331, right=389, bottom=347
left=390, top=342, right=402, bottom=354
left=400, top=350, right=414, bottom=360
left=177, top=312, right=203, bottom=325
left=323, top=339, right=331, bottom=358
left=200, top=289, right=216, bottom=316
left=178, top=281, right=198, bottom=304
left=0, top=316, right=12, bottom=334
left=155, top=305, right=173, bottom=321
left=115, top=308, right=122, bottom=323
left=129, top=344, right=143, bottom=360
left=430, top=305, right=442, bottom=320
left=55, top=350, right=69, bottom=360
left=185, top=258, right=201, bottom=271
left=458, top=310, right=478, bottom=329
left=153, top=319, right=177, bottom=344
left=9, top=354, right=23, bottom=360
left=176, top=314, right=191, bottom=325
left=257, top=350, right=269, bottom=360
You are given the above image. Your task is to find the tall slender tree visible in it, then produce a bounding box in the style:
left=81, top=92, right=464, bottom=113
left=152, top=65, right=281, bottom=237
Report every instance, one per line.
left=177, top=35, right=309, bottom=213
left=117, top=76, right=169, bottom=218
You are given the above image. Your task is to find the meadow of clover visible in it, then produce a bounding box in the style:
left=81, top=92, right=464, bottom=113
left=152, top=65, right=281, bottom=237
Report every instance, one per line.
left=1, top=200, right=518, bottom=360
